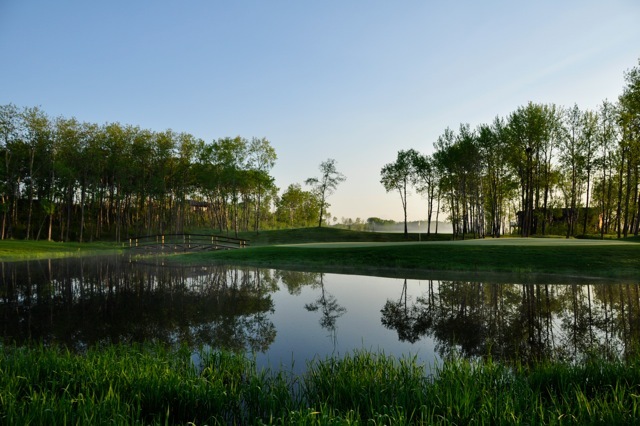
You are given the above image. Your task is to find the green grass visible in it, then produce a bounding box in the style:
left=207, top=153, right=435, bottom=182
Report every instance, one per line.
left=0, top=240, right=122, bottom=261
left=235, top=226, right=453, bottom=246
left=2, top=344, right=640, bottom=425
left=174, top=229, right=640, bottom=279
left=3, top=228, right=640, bottom=279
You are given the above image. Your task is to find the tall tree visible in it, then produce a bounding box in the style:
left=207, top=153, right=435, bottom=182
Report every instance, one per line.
left=212, top=137, right=247, bottom=236
left=0, top=104, right=21, bottom=239
left=21, top=106, right=52, bottom=240
left=558, top=104, right=586, bottom=238
left=247, top=137, right=277, bottom=233
left=506, top=102, right=547, bottom=237
left=581, top=109, right=599, bottom=235
left=618, top=59, right=640, bottom=236
left=596, top=100, right=618, bottom=238
left=477, top=117, right=514, bottom=237
left=305, top=158, right=346, bottom=228
left=380, top=149, right=417, bottom=237
left=411, top=153, right=438, bottom=234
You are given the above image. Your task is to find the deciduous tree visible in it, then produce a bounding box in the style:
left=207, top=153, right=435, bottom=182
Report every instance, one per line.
left=305, top=158, right=346, bottom=228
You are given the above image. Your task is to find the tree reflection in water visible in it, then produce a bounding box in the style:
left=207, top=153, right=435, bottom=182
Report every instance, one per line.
left=0, top=256, right=277, bottom=353
left=4, top=259, right=640, bottom=366
left=381, top=279, right=640, bottom=364
left=303, top=273, right=347, bottom=346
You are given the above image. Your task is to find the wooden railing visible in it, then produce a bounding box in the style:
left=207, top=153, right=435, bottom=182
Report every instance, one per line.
left=126, top=233, right=249, bottom=252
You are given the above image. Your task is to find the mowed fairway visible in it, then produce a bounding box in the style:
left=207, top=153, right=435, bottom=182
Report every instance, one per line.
left=179, top=234, right=640, bottom=279
left=281, top=237, right=635, bottom=248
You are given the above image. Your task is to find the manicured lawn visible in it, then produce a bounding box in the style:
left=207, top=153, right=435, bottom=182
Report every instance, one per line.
left=176, top=234, right=640, bottom=279
left=2, top=229, right=639, bottom=279
left=0, top=240, right=121, bottom=261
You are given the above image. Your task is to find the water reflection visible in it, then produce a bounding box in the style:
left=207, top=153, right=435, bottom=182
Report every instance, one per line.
left=303, top=274, right=347, bottom=344
left=0, top=256, right=276, bottom=352
left=381, top=279, right=640, bottom=363
left=1, top=257, right=639, bottom=369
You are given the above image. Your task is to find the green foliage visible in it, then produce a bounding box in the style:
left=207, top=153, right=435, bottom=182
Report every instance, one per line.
left=305, top=158, right=346, bottom=228
left=383, top=57, right=640, bottom=241
left=2, top=345, right=640, bottom=424
left=0, top=106, right=282, bottom=241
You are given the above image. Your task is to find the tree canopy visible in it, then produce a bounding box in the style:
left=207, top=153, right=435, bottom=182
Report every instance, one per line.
left=381, top=57, right=640, bottom=239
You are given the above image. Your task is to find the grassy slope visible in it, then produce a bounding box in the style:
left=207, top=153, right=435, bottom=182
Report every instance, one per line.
left=0, top=240, right=122, bottom=261
left=2, top=228, right=639, bottom=279
left=234, top=226, right=453, bottom=246
left=176, top=228, right=640, bottom=279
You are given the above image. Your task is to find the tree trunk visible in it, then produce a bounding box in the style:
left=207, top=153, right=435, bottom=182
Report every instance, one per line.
left=26, top=149, right=36, bottom=240
left=582, top=169, right=591, bottom=235
left=617, top=148, right=625, bottom=238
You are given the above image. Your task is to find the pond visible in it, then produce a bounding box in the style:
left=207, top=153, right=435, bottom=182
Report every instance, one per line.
left=1, top=255, right=639, bottom=373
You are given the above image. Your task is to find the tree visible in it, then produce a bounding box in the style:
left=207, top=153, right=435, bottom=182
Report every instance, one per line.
left=0, top=104, right=21, bottom=239
left=380, top=149, right=417, bottom=237
left=617, top=59, right=640, bottom=237
left=581, top=109, right=599, bottom=235
left=247, top=137, right=277, bottom=233
left=305, top=158, right=346, bottom=228
left=213, top=136, right=248, bottom=236
left=506, top=102, right=547, bottom=237
left=558, top=104, right=587, bottom=238
left=596, top=100, right=618, bottom=238
left=21, top=106, right=52, bottom=240
left=412, top=153, right=438, bottom=234
left=477, top=117, right=514, bottom=237
left=276, top=183, right=320, bottom=228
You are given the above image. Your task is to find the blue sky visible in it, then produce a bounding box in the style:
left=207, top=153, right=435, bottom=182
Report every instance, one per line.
left=1, top=1, right=639, bottom=223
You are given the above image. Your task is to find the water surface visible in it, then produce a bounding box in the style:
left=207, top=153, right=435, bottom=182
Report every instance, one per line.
left=1, top=256, right=638, bottom=372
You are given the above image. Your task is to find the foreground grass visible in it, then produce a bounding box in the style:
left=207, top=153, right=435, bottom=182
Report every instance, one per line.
left=176, top=235, right=640, bottom=279
left=0, top=240, right=121, bottom=261
left=1, top=344, right=639, bottom=425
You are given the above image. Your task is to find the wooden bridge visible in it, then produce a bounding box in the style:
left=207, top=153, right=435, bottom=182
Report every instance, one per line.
left=126, top=233, right=249, bottom=252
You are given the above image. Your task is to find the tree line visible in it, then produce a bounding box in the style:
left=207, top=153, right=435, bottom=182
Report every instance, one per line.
left=381, top=58, right=640, bottom=239
left=0, top=106, right=340, bottom=242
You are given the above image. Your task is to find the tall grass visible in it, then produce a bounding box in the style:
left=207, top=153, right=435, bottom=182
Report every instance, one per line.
left=2, top=344, right=640, bottom=424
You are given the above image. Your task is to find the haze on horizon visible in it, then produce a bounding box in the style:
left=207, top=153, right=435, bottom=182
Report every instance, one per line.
left=1, top=1, right=639, bottom=223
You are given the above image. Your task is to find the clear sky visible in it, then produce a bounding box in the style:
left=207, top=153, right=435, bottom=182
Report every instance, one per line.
left=1, top=1, right=639, bottom=223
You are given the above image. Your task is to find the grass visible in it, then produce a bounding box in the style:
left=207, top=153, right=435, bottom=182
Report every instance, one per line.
left=173, top=228, right=640, bottom=279
left=0, top=240, right=122, bottom=261
left=235, top=226, right=453, bottom=246
left=3, top=227, right=640, bottom=278
left=2, top=344, right=640, bottom=425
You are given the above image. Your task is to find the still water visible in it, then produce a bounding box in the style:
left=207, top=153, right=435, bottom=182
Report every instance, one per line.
left=1, top=256, right=639, bottom=373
